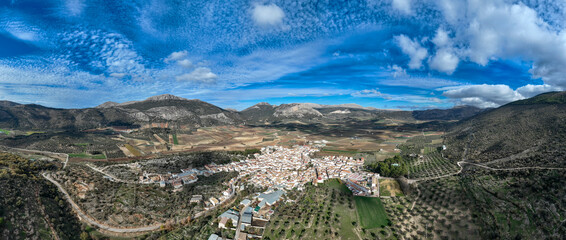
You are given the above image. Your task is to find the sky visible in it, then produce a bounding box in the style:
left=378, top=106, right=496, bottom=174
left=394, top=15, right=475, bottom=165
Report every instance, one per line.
left=0, top=0, right=565, bottom=110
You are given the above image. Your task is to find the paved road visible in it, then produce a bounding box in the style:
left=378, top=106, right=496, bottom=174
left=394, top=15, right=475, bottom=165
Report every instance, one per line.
left=234, top=201, right=251, bottom=239
left=63, top=155, right=69, bottom=169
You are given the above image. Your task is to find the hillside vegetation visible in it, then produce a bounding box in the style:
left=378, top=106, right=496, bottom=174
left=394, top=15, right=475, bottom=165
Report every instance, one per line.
left=442, top=91, right=566, bottom=238
left=445, top=91, right=566, bottom=167
left=0, top=153, right=82, bottom=240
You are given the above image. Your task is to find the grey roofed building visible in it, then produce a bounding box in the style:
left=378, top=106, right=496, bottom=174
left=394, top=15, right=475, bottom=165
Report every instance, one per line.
left=240, top=199, right=251, bottom=206
left=244, top=206, right=253, bottom=214
left=242, top=212, right=252, bottom=225
left=219, top=209, right=240, bottom=222
left=176, top=171, right=193, bottom=178
left=258, top=200, right=266, bottom=208
left=208, top=234, right=219, bottom=240
left=257, top=190, right=285, bottom=208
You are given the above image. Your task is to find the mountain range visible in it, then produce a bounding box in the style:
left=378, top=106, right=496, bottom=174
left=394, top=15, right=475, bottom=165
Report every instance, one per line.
left=0, top=94, right=484, bottom=130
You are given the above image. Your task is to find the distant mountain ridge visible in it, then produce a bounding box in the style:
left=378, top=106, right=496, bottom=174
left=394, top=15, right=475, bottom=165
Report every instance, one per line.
left=412, top=105, right=485, bottom=121
left=0, top=94, right=240, bottom=129
left=0, top=94, right=488, bottom=130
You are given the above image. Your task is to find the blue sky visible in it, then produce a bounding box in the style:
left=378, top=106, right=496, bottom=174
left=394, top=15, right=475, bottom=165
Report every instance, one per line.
left=0, top=0, right=565, bottom=110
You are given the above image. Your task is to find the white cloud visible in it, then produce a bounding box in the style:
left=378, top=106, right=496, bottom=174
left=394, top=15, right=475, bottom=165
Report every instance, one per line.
left=432, top=29, right=450, bottom=48
left=164, top=50, right=188, bottom=63
left=60, top=29, right=149, bottom=79
left=516, top=84, right=563, bottom=98
left=389, top=64, right=407, bottom=78
left=0, top=58, right=169, bottom=108
left=177, top=59, right=193, bottom=68
left=110, top=73, right=126, bottom=78
left=429, top=28, right=459, bottom=74
left=2, top=21, right=40, bottom=42
left=351, top=89, right=443, bottom=104
left=392, top=0, right=412, bottom=15
left=175, top=67, right=217, bottom=83
left=435, top=0, right=566, bottom=88
left=351, top=89, right=391, bottom=99
left=64, top=0, right=86, bottom=17
left=379, top=76, right=459, bottom=89
left=435, top=0, right=465, bottom=24
left=394, top=35, right=428, bottom=69
left=429, top=49, right=459, bottom=74
left=441, top=84, right=530, bottom=108
left=252, top=3, right=285, bottom=26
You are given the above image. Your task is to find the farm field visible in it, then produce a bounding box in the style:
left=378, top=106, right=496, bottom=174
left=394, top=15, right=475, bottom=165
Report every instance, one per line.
left=110, top=125, right=432, bottom=160
left=124, top=144, right=142, bottom=156
left=172, top=134, right=178, bottom=145
left=354, top=196, right=390, bottom=229
left=0, top=128, right=10, bottom=134
left=383, top=177, right=480, bottom=239
left=407, top=152, right=460, bottom=179
left=263, top=179, right=395, bottom=240
left=379, top=179, right=404, bottom=197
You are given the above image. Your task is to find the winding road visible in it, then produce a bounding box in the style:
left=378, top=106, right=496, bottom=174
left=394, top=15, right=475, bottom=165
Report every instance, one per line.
left=42, top=172, right=163, bottom=233
left=42, top=172, right=239, bottom=235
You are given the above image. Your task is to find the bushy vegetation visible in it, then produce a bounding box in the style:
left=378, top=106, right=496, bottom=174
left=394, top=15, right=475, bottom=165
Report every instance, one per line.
left=0, top=152, right=82, bottom=239
left=0, top=152, right=55, bottom=178
left=367, top=155, right=408, bottom=178
left=55, top=162, right=237, bottom=227
left=460, top=168, right=566, bottom=239
left=0, top=131, right=126, bottom=159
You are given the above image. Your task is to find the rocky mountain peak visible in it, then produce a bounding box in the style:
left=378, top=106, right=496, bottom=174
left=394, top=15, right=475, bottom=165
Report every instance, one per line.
left=96, top=101, right=119, bottom=108
left=145, top=94, right=187, bottom=101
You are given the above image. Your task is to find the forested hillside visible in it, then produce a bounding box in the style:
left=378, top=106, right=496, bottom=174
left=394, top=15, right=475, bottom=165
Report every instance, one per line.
left=0, top=153, right=82, bottom=240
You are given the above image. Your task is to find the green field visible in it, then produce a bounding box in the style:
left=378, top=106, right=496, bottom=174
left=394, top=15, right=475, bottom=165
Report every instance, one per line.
left=0, top=129, right=10, bottom=135
left=355, top=196, right=389, bottom=229
left=327, top=178, right=352, bottom=194
left=172, top=134, right=179, bottom=145
left=124, top=144, right=142, bottom=156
